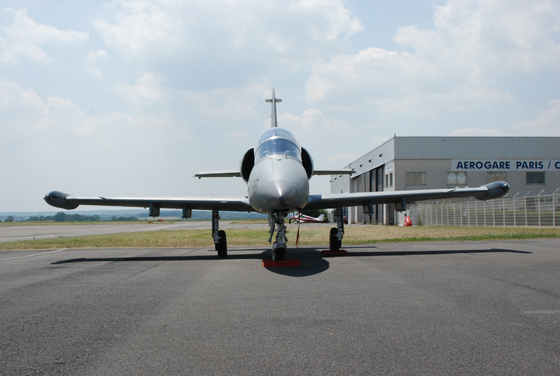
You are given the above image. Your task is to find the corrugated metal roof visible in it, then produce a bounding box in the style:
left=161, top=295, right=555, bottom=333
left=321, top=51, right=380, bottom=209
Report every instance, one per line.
left=342, top=137, right=560, bottom=177
left=393, top=137, right=560, bottom=159
left=347, top=138, right=395, bottom=177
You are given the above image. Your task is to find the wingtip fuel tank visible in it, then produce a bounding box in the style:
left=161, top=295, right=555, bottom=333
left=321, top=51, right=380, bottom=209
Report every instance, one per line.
left=43, top=191, right=79, bottom=210
left=477, top=181, right=510, bottom=200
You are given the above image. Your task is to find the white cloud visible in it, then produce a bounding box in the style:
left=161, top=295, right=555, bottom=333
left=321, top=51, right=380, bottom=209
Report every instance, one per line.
left=278, top=108, right=348, bottom=131
left=0, top=8, right=89, bottom=64
left=370, top=136, right=390, bottom=149
left=515, top=99, right=560, bottom=136
left=117, top=73, right=162, bottom=101
left=94, top=0, right=362, bottom=72
left=325, top=152, right=359, bottom=166
left=94, top=1, right=183, bottom=63
left=85, top=49, right=108, bottom=63
left=163, top=82, right=270, bottom=123
left=305, top=0, right=560, bottom=113
left=428, top=0, right=560, bottom=73
left=84, top=49, right=108, bottom=78
left=0, top=77, right=183, bottom=142
left=292, top=0, right=363, bottom=39
left=115, top=75, right=269, bottom=125
left=0, top=79, right=92, bottom=136
left=0, top=79, right=45, bottom=134
left=84, top=65, right=103, bottom=79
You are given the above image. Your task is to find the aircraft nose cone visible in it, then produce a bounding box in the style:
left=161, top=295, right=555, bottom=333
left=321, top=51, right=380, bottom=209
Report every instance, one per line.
left=265, top=179, right=298, bottom=210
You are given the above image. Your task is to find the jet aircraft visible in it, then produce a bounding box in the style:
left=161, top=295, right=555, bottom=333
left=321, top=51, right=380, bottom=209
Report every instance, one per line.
left=44, top=89, right=510, bottom=261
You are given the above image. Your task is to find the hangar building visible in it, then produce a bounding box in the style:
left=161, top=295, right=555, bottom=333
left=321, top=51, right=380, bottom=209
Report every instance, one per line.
left=330, top=137, right=560, bottom=225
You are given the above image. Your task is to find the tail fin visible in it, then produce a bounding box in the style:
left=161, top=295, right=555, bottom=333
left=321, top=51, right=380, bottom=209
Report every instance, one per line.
left=265, top=88, right=282, bottom=128
left=318, top=214, right=324, bottom=222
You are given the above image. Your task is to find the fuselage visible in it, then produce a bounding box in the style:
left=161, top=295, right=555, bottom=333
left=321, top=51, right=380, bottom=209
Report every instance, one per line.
left=247, top=128, right=309, bottom=213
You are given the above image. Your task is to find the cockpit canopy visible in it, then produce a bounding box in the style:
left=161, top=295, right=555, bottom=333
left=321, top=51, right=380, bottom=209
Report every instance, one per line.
left=255, top=128, right=301, bottom=161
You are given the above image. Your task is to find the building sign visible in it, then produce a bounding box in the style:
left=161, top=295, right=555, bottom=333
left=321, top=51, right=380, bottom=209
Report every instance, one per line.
left=385, top=160, right=394, bottom=172
left=451, top=160, right=560, bottom=171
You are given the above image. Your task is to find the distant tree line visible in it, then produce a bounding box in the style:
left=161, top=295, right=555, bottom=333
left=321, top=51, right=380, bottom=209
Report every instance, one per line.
left=24, top=212, right=139, bottom=222
left=27, top=213, right=99, bottom=222
left=26, top=212, right=102, bottom=222
left=110, top=216, right=138, bottom=221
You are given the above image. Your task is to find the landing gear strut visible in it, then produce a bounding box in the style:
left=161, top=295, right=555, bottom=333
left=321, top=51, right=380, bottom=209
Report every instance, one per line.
left=330, top=207, right=344, bottom=252
left=212, top=210, right=227, bottom=257
left=268, top=212, right=288, bottom=261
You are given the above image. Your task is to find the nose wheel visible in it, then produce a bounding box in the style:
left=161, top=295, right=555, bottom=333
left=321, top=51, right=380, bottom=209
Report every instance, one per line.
left=272, top=242, right=286, bottom=261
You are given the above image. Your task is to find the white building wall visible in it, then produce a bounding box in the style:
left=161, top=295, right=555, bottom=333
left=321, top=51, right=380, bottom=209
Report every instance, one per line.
left=331, top=137, right=560, bottom=225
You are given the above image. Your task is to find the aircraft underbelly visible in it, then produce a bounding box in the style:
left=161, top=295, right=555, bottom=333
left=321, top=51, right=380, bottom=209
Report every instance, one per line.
left=248, top=158, right=309, bottom=212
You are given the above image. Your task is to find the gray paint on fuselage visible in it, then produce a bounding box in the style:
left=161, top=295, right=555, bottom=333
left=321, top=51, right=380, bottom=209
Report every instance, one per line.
left=248, top=126, right=310, bottom=213
left=248, top=153, right=309, bottom=213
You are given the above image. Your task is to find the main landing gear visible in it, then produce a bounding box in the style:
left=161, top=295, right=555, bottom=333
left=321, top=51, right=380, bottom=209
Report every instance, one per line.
left=212, top=208, right=343, bottom=259
left=268, top=212, right=288, bottom=261
left=329, top=207, right=345, bottom=252
left=212, top=210, right=227, bottom=257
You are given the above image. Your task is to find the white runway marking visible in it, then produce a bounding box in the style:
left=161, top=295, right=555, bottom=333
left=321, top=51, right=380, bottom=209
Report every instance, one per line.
left=0, top=248, right=68, bottom=262
left=0, top=235, right=57, bottom=242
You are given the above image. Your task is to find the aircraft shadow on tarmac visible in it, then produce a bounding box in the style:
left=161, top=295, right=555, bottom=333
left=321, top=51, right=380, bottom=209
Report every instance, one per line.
left=332, top=247, right=532, bottom=258
left=50, top=246, right=530, bottom=278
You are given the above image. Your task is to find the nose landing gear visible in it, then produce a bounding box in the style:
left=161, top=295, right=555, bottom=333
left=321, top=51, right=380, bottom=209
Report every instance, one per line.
left=268, top=212, right=288, bottom=261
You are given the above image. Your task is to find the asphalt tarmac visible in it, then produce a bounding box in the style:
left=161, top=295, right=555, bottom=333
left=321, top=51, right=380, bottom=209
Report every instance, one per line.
left=1, top=239, right=559, bottom=375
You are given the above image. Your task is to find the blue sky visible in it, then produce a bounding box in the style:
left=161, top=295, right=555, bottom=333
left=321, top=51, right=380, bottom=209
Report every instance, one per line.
left=1, top=0, right=559, bottom=211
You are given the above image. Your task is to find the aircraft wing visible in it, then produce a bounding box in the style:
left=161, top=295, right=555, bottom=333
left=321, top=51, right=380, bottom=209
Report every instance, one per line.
left=305, top=181, right=510, bottom=210
left=194, top=170, right=242, bottom=178
left=193, top=169, right=354, bottom=178
left=313, top=169, right=353, bottom=176
left=44, top=191, right=254, bottom=212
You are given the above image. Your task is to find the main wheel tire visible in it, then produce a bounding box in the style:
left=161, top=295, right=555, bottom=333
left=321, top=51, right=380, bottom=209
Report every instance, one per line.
left=217, top=230, right=227, bottom=258
left=272, top=244, right=286, bottom=261
left=329, top=227, right=341, bottom=252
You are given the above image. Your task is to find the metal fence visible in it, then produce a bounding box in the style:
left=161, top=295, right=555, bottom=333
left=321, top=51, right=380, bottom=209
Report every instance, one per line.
left=408, top=191, right=560, bottom=227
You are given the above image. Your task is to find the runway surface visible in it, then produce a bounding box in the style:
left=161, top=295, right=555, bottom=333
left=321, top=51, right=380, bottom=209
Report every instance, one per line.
left=0, top=221, right=271, bottom=243
left=1, top=239, right=559, bottom=375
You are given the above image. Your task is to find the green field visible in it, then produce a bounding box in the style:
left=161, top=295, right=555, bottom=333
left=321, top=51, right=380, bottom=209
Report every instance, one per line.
left=1, top=225, right=558, bottom=251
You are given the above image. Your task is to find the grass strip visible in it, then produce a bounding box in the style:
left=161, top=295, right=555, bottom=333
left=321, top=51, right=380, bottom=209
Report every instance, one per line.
left=0, top=220, right=184, bottom=227
left=1, top=226, right=558, bottom=251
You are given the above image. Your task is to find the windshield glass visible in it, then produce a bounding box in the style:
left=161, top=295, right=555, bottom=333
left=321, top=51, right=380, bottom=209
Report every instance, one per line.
left=255, top=128, right=301, bottom=161
left=257, top=138, right=300, bottom=160
left=257, top=128, right=296, bottom=145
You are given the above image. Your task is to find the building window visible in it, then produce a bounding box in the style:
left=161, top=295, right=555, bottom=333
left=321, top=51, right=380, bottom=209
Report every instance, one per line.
left=526, top=172, right=545, bottom=184
left=406, top=172, right=426, bottom=185
left=447, top=172, right=467, bottom=185
left=385, top=173, right=393, bottom=187
left=487, top=171, right=507, bottom=184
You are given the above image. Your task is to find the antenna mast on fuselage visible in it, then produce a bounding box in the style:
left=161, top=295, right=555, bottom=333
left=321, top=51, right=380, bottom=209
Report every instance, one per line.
left=265, top=88, right=282, bottom=128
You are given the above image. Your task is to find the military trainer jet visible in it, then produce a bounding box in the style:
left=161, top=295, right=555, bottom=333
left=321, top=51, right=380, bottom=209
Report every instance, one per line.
left=44, top=89, right=510, bottom=261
